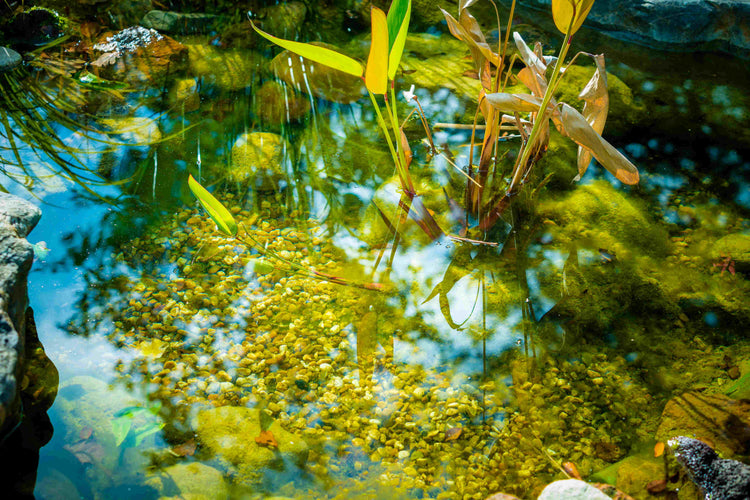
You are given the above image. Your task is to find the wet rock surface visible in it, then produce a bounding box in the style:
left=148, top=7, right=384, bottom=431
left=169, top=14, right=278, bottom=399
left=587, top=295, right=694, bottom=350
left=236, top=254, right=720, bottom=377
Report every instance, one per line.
left=92, top=26, right=188, bottom=85
left=141, top=10, right=225, bottom=35
left=516, top=0, right=750, bottom=57
left=0, top=194, right=41, bottom=436
left=0, top=47, right=22, bottom=73
left=656, top=392, right=750, bottom=457
left=670, top=436, right=750, bottom=500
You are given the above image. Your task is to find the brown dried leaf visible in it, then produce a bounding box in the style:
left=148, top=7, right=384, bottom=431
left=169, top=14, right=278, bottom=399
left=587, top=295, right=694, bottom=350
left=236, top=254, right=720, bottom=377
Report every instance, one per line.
left=440, top=8, right=498, bottom=67
left=171, top=438, right=197, bottom=457
left=576, top=54, right=609, bottom=179
left=559, top=103, right=639, bottom=185
left=79, top=426, right=93, bottom=441
left=563, top=461, right=582, bottom=479
left=513, top=33, right=548, bottom=95
left=255, top=430, right=278, bottom=449
left=485, top=92, right=544, bottom=113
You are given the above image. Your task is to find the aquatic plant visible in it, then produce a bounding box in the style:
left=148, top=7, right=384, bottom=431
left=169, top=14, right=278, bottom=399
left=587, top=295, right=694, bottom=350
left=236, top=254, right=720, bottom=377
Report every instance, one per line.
left=248, top=0, right=447, bottom=241
left=111, top=401, right=164, bottom=447
left=440, top=0, right=639, bottom=231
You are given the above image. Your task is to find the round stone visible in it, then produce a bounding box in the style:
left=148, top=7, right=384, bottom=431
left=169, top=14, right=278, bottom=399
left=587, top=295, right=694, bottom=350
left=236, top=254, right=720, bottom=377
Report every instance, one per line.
left=0, top=47, right=22, bottom=73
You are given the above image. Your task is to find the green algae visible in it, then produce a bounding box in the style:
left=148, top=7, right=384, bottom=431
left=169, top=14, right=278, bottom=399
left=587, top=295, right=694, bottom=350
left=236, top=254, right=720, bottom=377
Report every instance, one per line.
left=186, top=42, right=262, bottom=92
left=540, top=180, right=671, bottom=259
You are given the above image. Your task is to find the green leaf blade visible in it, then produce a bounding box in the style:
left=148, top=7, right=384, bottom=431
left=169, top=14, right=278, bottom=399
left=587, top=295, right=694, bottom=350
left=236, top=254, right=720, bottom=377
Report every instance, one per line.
left=188, top=175, right=238, bottom=237
left=250, top=20, right=363, bottom=78
left=386, top=0, right=411, bottom=80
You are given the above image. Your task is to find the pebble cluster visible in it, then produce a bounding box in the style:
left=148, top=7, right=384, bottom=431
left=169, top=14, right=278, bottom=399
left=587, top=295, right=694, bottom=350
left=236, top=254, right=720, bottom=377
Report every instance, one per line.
left=93, top=194, right=660, bottom=499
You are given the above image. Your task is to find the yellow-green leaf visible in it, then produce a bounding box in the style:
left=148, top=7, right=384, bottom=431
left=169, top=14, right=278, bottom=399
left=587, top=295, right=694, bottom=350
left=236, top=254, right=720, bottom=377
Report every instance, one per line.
left=386, top=0, right=411, bottom=80
left=365, top=7, right=389, bottom=94
left=188, top=174, right=238, bottom=236
left=551, top=0, right=595, bottom=36
left=250, top=20, right=363, bottom=78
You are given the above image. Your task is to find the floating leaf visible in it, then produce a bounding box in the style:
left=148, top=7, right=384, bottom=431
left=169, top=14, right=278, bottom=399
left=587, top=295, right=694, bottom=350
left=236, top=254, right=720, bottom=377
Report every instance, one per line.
left=485, top=92, right=545, bottom=113
left=112, top=417, right=132, bottom=447
left=79, top=426, right=93, bottom=440
left=386, top=0, right=411, bottom=80
left=551, top=0, right=595, bottom=36
left=250, top=20, right=363, bottom=78
left=171, top=439, right=197, bottom=457
left=558, top=103, right=639, bottom=184
left=137, top=338, right=166, bottom=358
left=133, top=421, right=165, bottom=446
left=188, top=174, right=238, bottom=237
left=114, top=406, right=148, bottom=419
left=255, top=430, right=278, bottom=449
left=365, top=7, right=389, bottom=94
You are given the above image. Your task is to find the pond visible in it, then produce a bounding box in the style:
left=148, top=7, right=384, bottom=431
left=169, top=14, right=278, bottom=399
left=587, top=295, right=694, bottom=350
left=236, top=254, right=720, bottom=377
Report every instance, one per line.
left=1, top=1, right=749, bottom=499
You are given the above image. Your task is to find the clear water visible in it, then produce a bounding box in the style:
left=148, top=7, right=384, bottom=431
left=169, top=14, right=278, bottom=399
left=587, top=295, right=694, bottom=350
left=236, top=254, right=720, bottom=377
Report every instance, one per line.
left=1, top=3, right=749, bottom=500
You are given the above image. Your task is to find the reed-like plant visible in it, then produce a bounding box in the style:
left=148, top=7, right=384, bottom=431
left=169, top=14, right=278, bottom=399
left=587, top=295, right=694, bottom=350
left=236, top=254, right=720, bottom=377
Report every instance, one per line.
left=441, top=0, right=638, bottom=231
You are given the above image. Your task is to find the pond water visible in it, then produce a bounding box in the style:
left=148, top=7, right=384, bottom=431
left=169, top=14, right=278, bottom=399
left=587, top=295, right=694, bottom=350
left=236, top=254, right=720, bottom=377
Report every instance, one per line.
left=2, top=2, right=750, bottom=499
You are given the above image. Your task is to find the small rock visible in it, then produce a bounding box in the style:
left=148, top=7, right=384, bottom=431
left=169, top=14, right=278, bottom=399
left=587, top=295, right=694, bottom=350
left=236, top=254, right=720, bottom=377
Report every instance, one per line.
left=229, top=132, right=290, bottom=189
left=537, top=479, right=611, bottom=500
left=141, top=10, right=225, bottom=35
left=0, top=47, right=22, bottom=73
left=261, top=2, right=307, bottom=39
left=146, top=462, right=229, bottom=499
left=92, top=27, right=188, bottom=85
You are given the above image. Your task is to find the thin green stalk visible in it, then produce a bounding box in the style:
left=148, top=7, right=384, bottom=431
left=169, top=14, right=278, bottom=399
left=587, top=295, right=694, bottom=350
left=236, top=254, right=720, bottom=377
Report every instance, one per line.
left=386, top=84, right=412, bottom=194
left=367, top=90, right=399, bottom=169
left=507, top=28, right=573, bottom=194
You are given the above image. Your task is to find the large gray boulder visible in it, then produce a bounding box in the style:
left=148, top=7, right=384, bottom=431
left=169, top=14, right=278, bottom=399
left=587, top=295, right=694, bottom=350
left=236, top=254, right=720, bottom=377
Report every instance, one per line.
left=0, top=193, right=41, bottom=436
left=516, top=0, right=750, bottom=57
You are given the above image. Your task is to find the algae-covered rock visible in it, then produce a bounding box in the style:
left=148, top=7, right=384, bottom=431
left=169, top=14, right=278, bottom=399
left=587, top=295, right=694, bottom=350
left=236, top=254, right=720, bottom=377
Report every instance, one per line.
left=253, top=80, right=311, bottom=126
left=554, top=63, right=646, bottom=137
left=187, top=43, right=261, bottom=92
left=93, top=27, right=188, bottom=86
left=229, top=132, right=290, bottom=189
left=195, top=406, right=308, bottom=488
left=537, top=130, right=579, bottom=191
left=608, top=455, right=662, bottom=498
left=141, top=10, right=224, bottom=35
left=168, top=78, right=200, bottom=112
left=55, top=376, right=154, bottom=492
left=539, top=180, right=670, bottom=259
left=271, top=44, right=364, bottom=103
left=712, top=233, right=750, bottom=274
left=146, top=462, right=229, bottom=499
left=261, top=1, right=307, bottom=39
left=656, top=392, right=750, bottom=459
left=101, top=116, right=162, bottom=145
